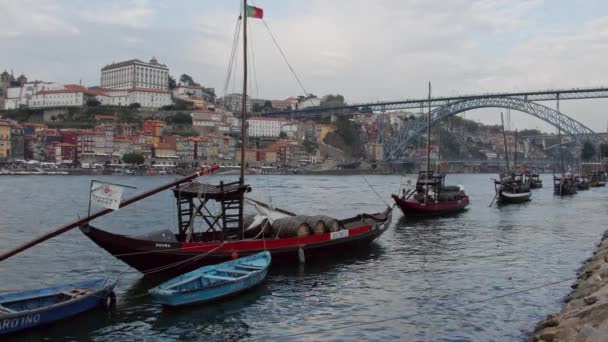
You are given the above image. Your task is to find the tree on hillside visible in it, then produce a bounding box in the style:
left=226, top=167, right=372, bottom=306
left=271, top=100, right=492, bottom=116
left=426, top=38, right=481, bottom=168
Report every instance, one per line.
left=320, top=94, right=345, bottom=108
left=168, top=75, right=177, bottom=89
left=179, top=74, right=200, bottom=86
left=86, top=98, right=101, bottom=107
left=166, top=113, right=192, bottom=125
left=601, top=143, right=608, bottom=157
left=129, top=102, right=141, bottom=110
left=581, top=141, right=596, bottom=161
left=122, top=152, right=145, bottom=165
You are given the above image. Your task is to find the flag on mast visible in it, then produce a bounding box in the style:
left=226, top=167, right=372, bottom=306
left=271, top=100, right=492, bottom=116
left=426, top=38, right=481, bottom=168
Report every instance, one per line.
left=90, top=181, right=125, bottom=210
left=246, top=5, right=264, bottom=19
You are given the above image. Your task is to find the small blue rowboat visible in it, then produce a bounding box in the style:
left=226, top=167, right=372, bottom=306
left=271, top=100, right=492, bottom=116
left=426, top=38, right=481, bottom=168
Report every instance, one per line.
left=149, top=251, right=271, bottom=306
left=0, top=278, right=116, bottom=335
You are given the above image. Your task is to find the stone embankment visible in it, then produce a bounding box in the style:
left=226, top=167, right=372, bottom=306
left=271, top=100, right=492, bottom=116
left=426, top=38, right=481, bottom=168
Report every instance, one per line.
left=531, top=231, right=608, bottom=341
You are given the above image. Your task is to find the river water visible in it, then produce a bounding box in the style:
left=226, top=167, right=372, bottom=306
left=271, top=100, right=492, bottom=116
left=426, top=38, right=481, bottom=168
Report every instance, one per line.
left=0, top=174, right=606, bottom=341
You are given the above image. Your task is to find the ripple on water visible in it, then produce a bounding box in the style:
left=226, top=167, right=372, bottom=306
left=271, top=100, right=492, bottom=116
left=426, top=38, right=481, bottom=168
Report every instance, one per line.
left=1, top=174, right=607, bottom=341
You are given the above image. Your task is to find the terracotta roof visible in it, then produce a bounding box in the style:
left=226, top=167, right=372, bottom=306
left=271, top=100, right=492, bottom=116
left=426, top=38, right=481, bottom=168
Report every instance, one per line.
left=248, top=117, right=288, bottom=121
left=156, top=142, right=176, bottom=149
left=95, top=115, right=117, bottom=120
left=128, top=87, right=171, bottom=94
left=101, top=59, right=167, bottom=71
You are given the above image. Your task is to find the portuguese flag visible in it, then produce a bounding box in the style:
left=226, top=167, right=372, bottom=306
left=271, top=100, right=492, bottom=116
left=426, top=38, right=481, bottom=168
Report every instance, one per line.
left=246, top=5, right=264, bottom=19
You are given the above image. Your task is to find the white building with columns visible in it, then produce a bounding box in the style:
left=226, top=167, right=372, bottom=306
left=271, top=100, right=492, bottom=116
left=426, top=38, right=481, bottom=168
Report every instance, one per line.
left=247, top=117, right=288, bottom=138
left=100, top=57, right=169, bottom=90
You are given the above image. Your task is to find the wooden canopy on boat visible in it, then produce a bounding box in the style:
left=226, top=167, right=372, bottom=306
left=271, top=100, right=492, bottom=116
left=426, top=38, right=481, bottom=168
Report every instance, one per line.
left=173, top=181, right=251, bottom=201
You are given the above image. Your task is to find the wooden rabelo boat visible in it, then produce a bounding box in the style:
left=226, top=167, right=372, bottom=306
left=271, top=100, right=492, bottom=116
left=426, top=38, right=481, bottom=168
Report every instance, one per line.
left=77, top=1, right=392, bottom=273
left=528, top=172, right=543, bottom=189
left=494, top=172, right=531, bottom=204
left=392, top=171, right=469, bottom=216
left=491, top=114, right=531, bottom=204
left=80, top=182, right=392, bottom=272
left=554, top=173, right=578, bottom=195
left=392, top=83, right=469, bottom=217
left=575, top=175, right=590, bottom=190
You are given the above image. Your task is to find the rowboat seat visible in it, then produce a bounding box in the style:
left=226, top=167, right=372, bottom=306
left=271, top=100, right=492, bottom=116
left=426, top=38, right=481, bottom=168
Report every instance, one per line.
left=203, top=274, right=235, bottom=281
left=235, top=265, right=262, bottom=270
left=0, top=304, right=16, bottom=314
left=61, top=288, right=92, bottom=298
left=165, top=275, right=204, bottom=290
left=217, top=268, right=250, bottom=275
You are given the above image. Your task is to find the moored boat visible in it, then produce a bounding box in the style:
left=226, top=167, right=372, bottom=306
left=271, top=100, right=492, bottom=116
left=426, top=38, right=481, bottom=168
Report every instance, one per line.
left=80, top=202, right=391, bottom=272
left=0, top=278, right=116, bottom=336
left=554, top=173, right=578, bottom=195
left=149, top=251, right=271, bottom=306
left=494, top=172, right=531, bottom=204
left=78, top=0, right=393, bottom=273
left=529, top=172, right=543, bottom=189
left=575, top=175, right=590, bottom=190
left=392, top=171, right=469, bottom=216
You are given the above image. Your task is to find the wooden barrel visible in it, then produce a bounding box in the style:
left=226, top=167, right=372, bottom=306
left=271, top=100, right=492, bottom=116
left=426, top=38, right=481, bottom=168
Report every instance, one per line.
left=303, top=215, right=340, bottom=234
left=271, top=217, right=311, bottom=238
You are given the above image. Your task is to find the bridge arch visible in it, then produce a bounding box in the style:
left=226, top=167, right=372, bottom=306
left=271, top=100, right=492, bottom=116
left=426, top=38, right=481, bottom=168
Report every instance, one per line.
left=384, top=96, right=604, bottom=161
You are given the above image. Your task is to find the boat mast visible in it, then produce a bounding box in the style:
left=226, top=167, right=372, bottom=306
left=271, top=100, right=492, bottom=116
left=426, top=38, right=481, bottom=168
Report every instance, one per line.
left=557, top=93, right=565, bottom=174
left=426, top=82, right=432, bottom=176
left=514, top=129, right=518, bottom=168
left=500, top=112, right=509, bottom=172
left=240, top=0, right=248, bottom=185
left=425, top=82, right=431, bottom=204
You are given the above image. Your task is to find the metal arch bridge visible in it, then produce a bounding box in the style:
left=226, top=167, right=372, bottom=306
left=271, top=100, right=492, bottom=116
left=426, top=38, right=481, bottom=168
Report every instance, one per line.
left=260, top=86, right=608, bottom=162
left=261, top=87, right=608, bottom=118
left=383, top=96, right=604, bottom=161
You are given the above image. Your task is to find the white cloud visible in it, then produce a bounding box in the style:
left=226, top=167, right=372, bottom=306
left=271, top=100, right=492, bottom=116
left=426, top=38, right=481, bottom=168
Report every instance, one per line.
left=0, top=0, right=79, bottom=37
left=82, top=0, right=155, bottom=29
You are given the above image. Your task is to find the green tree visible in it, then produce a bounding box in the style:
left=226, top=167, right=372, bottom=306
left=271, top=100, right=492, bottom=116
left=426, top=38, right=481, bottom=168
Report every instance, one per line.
left=581, top=141, right=596, bottom=161
left=50, top=115, right=56, bottom=122
left=86, top=98, right=101, bottom=107
left=168, top=75, right=177, bottom=89
left=122, top=152, right=145, bottom=165
left=179, top=74, right=200, bottom=86
left=600, top=143, right=608, bottom=157
left=128, top=102, right=141, bottom=110
left=166, top=113, right=193, bottom=125
left=263, top=100, right=273, bottom=111
left=320, top=94, right=345, bottom=108
left=279, top=131, right=287, bottom=139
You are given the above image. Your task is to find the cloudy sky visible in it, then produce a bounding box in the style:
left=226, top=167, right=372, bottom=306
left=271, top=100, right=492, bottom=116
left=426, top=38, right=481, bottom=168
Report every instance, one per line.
left=2, top=0, right=608, bottom=131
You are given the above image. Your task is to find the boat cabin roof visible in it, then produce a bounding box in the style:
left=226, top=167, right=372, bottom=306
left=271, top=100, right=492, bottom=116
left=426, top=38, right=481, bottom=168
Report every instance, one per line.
left=173, top=180, right=251, bottom=200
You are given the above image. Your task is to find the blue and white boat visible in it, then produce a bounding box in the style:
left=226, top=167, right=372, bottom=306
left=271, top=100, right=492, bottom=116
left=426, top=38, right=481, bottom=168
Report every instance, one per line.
left=149, top=251, right=271, bottom=307
left=0, top=278, right=116, bottom=335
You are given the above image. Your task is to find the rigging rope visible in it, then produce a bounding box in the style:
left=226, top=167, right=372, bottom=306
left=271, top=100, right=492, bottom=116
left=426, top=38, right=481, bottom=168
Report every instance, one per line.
left=361, top=175, right=390, bottom=207
left=260, top=19, right=309, bottom=98
left=222, top=15, right=242, bottom=98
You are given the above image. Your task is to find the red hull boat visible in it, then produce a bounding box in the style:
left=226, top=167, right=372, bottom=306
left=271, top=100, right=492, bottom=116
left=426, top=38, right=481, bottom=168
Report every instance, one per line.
left=392, top=171, right=469, bottom=217
left=80, top=207, right=392, bottom=273
left=391, top=194, right=469, bottom=217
